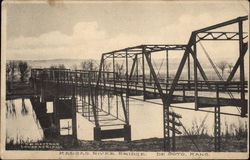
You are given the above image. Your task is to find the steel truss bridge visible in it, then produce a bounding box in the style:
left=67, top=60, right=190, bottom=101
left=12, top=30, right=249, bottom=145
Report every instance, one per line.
left=30, top=16, right=248, bottom=151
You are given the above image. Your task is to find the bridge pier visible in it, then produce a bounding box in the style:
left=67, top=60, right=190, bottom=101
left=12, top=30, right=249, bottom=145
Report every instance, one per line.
left=52, top=97, right=77, bottom=140
left=93, top=125, right=131, bottom=141
left=94, top=127, right=101, bottom=141
left=30, top=97, right=57, bottom=138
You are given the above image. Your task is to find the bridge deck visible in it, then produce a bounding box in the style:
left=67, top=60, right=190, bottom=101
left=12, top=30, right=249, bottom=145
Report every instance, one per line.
left=36, top=78, right=247, bottom=108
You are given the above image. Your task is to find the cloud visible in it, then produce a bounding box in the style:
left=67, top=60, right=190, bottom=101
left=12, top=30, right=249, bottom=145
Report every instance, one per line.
left=7, top=13, right=248, bottom=62
left=7, top=21, right=106, bottom=60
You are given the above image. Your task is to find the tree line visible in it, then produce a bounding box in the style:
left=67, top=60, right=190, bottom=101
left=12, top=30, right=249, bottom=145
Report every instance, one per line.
left=6, top=59, right=236, bottom=83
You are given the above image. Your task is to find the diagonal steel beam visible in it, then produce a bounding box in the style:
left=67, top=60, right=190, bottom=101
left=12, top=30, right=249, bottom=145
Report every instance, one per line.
left=189, top=48, right=212, bottom=90
left=144, top=52, right=166, bottom=103
left=166, top=33, right=197, bottom=105
left=226, top=42, right=248, bottom=83
left=129, top=54, right=138, bottom=80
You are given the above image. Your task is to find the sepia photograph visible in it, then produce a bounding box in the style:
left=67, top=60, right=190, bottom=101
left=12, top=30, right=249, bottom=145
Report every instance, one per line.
left=1, top=0, right=249, bottom=159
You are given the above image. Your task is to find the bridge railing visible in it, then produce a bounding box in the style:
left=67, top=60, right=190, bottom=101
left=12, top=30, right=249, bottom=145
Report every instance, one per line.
left=31, top=68, right=248, bottom=94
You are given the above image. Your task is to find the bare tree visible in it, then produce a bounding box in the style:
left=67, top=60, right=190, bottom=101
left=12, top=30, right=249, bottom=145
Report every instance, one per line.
left=217, top=61, right=227, bottom=78
left=115, top=63, right=125, bottom=78
left=81, top=60, right=98, bottom=71
left=58, top=64, right=66, bottom=69
left=89, top=60, right=98, bottom=71
left=80, top=61, right=88, bottom=70
left=6, top=61, right=17, bottom=90
left=18, top=61, right=29, bottom=82
left=71, top=64, right=78, bottom=70
left=103, top=62, right=111, bottom=71
left=50, top=65, right=58, bottom=69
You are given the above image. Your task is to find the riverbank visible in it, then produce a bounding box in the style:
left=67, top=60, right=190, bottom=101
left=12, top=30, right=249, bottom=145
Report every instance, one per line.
left=6, top=135, right=247, bottom=152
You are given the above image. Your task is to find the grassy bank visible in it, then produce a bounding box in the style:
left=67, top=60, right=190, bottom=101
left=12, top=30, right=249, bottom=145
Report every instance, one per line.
left=6, top=135, right=247, bottom=152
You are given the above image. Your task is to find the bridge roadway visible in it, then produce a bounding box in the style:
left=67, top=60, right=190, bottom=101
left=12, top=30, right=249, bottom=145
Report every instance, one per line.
left=31, top=69, right=248, bottom=110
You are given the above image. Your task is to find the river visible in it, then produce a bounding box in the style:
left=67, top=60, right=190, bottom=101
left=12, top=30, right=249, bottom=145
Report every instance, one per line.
left=5, top=95, right=248, bottom=143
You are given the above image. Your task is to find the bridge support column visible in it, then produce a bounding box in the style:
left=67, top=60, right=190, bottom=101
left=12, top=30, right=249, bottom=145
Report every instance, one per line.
left=72, top=96, right=77, bottom=140
left=214, top=85, right=221, bottom=152
left=124, top=124, right=131, bottom=142
left=172, top=115, right=176, bottom=151
left=164, top=107, right=171, bottom=151
left=94, top=127, right=101, bottom=141
left=41, top=74, right=45, bottom=103
left=53, top=99, right=60, bottom=137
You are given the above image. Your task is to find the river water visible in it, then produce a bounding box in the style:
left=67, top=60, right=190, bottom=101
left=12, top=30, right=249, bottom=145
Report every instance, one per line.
left=6, top=99, right=44, bottom=144
left=6, top=95, right=248, bottom=144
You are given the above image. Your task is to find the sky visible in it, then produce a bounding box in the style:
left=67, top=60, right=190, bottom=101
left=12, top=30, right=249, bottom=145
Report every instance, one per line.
left=4, top=0, right=249, bottom=60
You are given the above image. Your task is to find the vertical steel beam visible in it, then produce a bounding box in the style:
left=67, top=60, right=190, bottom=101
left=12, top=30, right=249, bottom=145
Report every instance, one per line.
left=238, top=21, right=246, bottom=117
left=88, top=87, right=91, bottom=121
left=126, top=49, right=129, bottom=96
left=53, top=98, right=60, bottom=137
left=149, top=52, right=152, bottom=84
left=182, top=84, right=186, bottom=101
left=41, top=71, right=45, bottom=103
left=142, top=47, right=146, bottom=100
left=187, top=53, right=191, bottom=89
left=166, top=50, right=169, bottom=94
left=81, top=73, right=83, bottom=101
left=125, top=50, right=130, bottom=123
left=108, top=90, right=110, bottom=114
left=100, top=91, right=103, bottom=110
left=82, top=83, right=85, bottom=116
left=129, top=55, right=138, bottom=80
left=102, top=59, right=106, bottom=89
left=113, top=53, right=116, bottom=92
left=116, top=94, right=118, bottom=118
left=136, top=55, right=139, bottom=93
left=126, top=94, right=129, bottom=124
left=172, top=115, right=176, bottom=151
left=72, top=90, right=77, bottom=140
left=193, top=42, right=198, bottom=110
left=214, top=85, right=221, bottom=151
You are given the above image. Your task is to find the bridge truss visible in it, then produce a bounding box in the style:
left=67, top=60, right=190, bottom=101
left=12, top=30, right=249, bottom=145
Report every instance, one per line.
left=30, top=16, right=248, bottom=151
left=95, top=16, right=248, bottom=151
